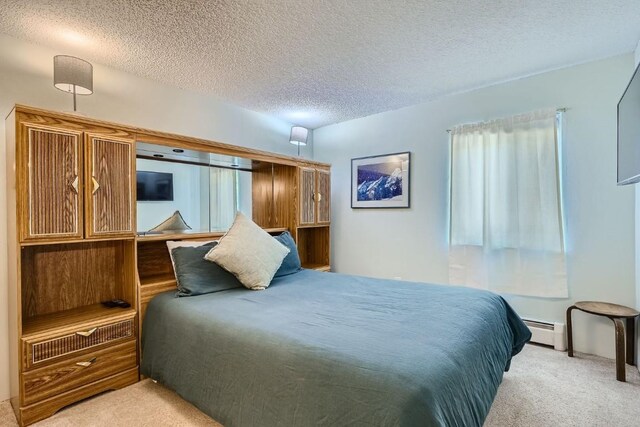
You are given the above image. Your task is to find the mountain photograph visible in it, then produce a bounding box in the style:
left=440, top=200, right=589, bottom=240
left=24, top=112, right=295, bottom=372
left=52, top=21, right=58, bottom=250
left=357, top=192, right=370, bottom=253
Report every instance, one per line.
left=357, top=161, right=403, bottom=201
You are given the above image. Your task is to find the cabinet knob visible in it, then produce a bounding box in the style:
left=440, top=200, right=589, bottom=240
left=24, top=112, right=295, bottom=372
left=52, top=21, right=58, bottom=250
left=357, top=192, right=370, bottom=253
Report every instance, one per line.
left=317, top=193, right=322, bottom=202
left=70, top=176, right=79, bottom=194
left=91, top=176, right=100, bottom=194
left=76, top=327, right=97, bottom=337
left=76, top=357, right=97, bottom=367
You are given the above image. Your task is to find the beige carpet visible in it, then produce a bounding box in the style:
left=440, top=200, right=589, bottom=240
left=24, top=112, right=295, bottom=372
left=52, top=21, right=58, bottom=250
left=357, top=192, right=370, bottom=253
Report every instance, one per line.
left=0, top=380, right=220, bottom=427
left=1, top=344, right=639, bottom=426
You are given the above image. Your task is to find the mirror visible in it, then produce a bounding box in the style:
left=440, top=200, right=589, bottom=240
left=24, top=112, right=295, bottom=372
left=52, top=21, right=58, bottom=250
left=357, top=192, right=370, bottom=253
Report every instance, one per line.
left=135, top=142, right=255, bottom=235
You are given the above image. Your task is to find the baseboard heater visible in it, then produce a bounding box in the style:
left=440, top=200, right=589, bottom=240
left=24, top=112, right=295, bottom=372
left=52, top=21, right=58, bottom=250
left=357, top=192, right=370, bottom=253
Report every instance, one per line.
left=522, top=319, right=566, bottom=351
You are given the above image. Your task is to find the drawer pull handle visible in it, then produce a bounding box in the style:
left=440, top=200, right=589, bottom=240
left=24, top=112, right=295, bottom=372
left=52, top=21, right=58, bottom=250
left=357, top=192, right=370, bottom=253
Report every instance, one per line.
left=316, top=192, right=322, bottom=202
left=76, top=357, right=97, bottom=367
left=76, top=327, right=97, bottom=337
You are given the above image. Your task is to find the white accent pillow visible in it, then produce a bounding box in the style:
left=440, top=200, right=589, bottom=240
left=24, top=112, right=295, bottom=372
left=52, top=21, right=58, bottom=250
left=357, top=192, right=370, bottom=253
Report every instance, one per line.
left=166, top=240, right=216, bottom=275
left=204, top=212, right=289, bottom=290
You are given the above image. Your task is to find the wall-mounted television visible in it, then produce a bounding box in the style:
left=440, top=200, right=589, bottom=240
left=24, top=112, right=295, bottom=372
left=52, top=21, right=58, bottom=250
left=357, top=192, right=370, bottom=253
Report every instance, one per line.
left=137, top=171, right=174, bottom=201
left=617, top=62, right=640, bottom=185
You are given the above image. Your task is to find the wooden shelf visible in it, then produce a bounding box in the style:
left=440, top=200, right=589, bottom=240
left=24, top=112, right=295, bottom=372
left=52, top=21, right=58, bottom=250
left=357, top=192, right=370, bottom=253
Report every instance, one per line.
left=139, top=272, right=176, bottom=287
left=20, top=236, right=135, bottom=247
left=22, top=303, right=136, bottom=338
left=136, top=227, right=288, bottom=242
left=302, top=263, right=331, bottom=272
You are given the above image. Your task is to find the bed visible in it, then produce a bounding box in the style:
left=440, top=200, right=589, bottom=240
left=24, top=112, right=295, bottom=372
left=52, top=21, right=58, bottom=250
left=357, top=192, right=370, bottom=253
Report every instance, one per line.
left=141, top=269, right=530, bottom=427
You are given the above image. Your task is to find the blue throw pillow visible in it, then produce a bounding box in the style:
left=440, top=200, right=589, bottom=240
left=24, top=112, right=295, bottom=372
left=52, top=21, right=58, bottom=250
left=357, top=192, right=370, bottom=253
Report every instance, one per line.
left=274, top=231, right=302, bottom=277
left=172, top=242, right=242, bottom=297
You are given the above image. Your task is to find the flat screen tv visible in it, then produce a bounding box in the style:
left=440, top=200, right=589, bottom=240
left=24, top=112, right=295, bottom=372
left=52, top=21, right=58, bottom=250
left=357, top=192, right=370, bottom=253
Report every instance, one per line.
left=137, top=171, right=174, bottom=201
left=618, top=62, right=640, bottom=185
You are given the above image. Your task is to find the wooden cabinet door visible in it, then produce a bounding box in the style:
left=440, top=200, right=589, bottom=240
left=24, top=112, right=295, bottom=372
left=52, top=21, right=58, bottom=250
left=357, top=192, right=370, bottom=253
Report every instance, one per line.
left=316, top=169, right=330, bottom=224
left=85, top=134, right=135, bottom=238
left=21, top=125, right=83, bottom=241
left=299, top=167, right=316, bottom=225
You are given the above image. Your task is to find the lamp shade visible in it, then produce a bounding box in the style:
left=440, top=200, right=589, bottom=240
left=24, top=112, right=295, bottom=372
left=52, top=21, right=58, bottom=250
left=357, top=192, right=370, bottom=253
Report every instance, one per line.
left=289, top=126, right=308, bottom=146
left=54, top=55, right=93, bottom=95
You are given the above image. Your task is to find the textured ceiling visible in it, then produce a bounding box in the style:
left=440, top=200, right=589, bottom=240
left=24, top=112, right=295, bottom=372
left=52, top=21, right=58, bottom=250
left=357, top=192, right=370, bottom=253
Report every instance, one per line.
left=1, top=1, right=639, bottom=128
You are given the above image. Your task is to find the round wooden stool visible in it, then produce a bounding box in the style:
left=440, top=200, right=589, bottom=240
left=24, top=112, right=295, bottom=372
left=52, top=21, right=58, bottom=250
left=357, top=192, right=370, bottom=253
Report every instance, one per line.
left=566, top=301, right=639, bottom=382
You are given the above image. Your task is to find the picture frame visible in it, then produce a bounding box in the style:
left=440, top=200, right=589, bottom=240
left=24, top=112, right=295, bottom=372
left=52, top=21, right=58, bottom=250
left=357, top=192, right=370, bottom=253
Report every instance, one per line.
left=351, top=152, right=410, bottom=208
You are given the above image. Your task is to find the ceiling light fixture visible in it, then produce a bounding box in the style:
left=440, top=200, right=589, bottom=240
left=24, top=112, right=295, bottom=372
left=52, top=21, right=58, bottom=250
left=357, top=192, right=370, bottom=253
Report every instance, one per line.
left=53, top=55, right=93, bottom=112
left=289, top=126, right=308, bottom=157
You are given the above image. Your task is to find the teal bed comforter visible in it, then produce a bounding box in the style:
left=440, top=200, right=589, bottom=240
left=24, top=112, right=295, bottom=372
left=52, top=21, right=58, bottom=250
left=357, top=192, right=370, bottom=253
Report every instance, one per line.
left=141, top=269, right=530, bottom=427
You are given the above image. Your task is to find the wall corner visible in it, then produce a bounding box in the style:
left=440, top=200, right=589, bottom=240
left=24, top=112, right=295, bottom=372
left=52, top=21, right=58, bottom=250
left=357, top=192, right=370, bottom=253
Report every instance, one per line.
left=634, top=37, right=639, bottom=372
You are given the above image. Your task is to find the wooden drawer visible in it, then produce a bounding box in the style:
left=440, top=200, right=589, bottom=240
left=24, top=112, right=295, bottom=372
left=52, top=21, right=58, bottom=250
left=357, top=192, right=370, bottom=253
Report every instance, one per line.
left=22, top=340, right=137, bottom=406
left=23, top=318, right=135, bottom=369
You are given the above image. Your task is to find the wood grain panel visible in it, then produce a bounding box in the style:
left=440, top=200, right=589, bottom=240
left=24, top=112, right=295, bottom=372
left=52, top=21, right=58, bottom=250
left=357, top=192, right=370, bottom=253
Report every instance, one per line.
left=23, top=340, right=136, bottom=405
left=86, top=134, right=135, bottom=237
left=16, top=109, right=134, bottom=140
left=316, top=169, right=331, bottom=224
left=120, top=239, right=138, bottom=314
left=297, top=226, right=330, bottom=269
left=18, top=368, right=139, bottom=426
left=21, top=308, right=136, bottom=372
left=273, top=164, right=297, bottom=229
left=26, top=319, right=134, bottom=368
left=22, top=305, right=136, bottom=338
left=251, top=162, right=274, bottom=227
left=137, top=241, right=174, bottom=280
left=16, top=105, right=330, bottom=169
left=299, top=167, right=316, bottom=225
left=21, top=241, right=129, bottom=318
left=6, top=110, right=21, bottom=422
left=23, top=126, right=83, bottom=241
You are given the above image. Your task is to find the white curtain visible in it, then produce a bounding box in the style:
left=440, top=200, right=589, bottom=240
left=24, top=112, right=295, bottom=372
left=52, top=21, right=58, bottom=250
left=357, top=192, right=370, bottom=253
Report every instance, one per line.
left=210, top=168, right=237, bottom=231
left=449, top=109, right=567, bottom=298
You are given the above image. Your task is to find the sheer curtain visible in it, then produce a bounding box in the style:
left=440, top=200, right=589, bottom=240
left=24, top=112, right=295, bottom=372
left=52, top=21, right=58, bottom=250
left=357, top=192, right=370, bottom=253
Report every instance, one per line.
left=449, top=109, right=567, bottom=298
left=210, top=168, right=237, bottom=231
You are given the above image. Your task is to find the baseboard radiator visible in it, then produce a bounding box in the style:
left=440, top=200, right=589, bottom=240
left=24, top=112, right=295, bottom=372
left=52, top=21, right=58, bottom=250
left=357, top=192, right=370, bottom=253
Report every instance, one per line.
left=522, top=319, right=566, bottom=351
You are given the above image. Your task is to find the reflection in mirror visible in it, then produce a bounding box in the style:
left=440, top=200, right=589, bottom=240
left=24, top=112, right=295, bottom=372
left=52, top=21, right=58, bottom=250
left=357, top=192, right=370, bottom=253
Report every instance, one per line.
left=135, top=142, right=254, bottom=235
left=136, top=158, right=210, bottom=234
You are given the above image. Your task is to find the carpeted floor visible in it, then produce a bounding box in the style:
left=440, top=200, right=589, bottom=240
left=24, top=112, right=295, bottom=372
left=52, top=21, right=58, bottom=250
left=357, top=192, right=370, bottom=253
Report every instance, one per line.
left=1, top=344, right=639, bottom=426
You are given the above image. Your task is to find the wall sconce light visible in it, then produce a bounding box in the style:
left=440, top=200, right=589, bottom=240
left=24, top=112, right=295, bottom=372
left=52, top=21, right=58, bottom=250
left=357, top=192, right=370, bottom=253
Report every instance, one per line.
left=289, top=126, right=308, bottom=156
left=54, top=55, right=93, bottom=112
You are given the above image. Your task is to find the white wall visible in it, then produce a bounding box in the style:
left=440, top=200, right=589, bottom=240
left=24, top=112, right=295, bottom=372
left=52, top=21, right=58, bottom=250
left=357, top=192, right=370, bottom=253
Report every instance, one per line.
left=0, top=34, right=312, bottom=401
left=314, top=54, right=636, bottom=360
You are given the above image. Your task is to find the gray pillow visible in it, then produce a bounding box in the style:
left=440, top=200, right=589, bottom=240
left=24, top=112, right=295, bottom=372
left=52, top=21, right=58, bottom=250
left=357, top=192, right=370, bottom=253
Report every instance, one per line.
left=274, top=231, right=302, bottom=277
left=149, top=210, right=192, bottom=232
left=204, top=212, right=289, bottom=290
left=172, top=242, right=242, bottom=297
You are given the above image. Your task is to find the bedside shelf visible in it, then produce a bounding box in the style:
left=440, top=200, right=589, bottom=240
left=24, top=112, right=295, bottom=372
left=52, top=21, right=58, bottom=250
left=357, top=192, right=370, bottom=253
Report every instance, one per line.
left=302, top=263, right=331, bottom=272
left=22, top=304, right=136, bottom=338
left=136, top=227, right=288, bottom=242
left=139, top=272, right=176, bottom=287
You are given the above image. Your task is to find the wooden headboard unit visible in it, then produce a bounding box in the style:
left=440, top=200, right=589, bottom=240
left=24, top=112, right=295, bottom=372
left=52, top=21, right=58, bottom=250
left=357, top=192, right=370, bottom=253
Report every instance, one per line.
left=5, top=104, right=330, bottom=425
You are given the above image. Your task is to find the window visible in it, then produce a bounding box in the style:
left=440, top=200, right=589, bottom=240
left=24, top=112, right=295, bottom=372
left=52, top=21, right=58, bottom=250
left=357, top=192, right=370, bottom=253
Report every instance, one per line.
left=210, top=168, right=239, bottom=231
left=448, top=109, right=567, bottom=298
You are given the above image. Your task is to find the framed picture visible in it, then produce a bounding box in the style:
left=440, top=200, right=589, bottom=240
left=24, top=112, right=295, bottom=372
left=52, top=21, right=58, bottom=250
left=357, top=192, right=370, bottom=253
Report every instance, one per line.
left=351, top=152, right=410, bottom=208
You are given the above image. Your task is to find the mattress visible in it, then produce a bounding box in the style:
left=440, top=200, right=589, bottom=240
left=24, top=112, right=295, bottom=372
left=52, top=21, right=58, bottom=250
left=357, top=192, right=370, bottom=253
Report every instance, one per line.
left=141, top=269, right=530, bottom=426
